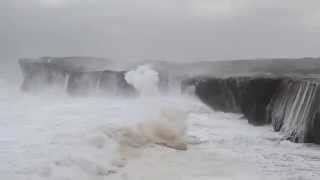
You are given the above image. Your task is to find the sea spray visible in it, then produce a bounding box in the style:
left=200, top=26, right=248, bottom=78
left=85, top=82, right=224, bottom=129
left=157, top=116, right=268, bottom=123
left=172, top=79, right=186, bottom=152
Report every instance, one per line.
left=122, top=65, right=188, bottom=151
left=114, top=107, right=188, bottom=153
left=125, top=65, right=160, bottom=97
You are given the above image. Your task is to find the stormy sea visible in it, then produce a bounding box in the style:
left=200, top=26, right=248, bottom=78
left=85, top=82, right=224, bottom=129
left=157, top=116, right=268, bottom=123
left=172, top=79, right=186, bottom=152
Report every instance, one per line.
left=1, top=57, right=320, bottom=180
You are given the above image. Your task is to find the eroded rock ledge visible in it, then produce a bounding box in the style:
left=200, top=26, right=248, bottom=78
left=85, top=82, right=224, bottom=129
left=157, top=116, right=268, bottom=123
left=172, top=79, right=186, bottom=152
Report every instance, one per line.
left=19, top=58, right=136, bottom=96
left=184, top=76, right=320, bottom=144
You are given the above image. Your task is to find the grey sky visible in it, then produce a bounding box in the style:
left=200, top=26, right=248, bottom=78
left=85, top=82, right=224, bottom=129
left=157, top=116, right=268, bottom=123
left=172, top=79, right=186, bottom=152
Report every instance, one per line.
left=1, top=0, right=320, bottom=64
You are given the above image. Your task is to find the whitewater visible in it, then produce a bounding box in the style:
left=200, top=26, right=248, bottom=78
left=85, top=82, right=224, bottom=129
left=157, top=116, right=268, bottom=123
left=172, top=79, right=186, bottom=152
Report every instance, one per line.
left=0, top=66, right=320, bottom=180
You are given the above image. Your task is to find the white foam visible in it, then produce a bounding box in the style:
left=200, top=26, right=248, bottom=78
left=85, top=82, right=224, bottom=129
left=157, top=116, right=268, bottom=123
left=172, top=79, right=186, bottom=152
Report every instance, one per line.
left=115, top=107, right=188, bottom=154
left=0, top=78, right=320, bottom=180
left=125, top=65, right=160, bottom=96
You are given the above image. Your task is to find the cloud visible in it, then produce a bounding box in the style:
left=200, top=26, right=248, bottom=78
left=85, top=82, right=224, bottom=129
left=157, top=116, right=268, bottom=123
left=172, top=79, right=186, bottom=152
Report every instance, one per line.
left=0, top=0, right=320, bottom=63
left=188, top=0, right=249, bottom=19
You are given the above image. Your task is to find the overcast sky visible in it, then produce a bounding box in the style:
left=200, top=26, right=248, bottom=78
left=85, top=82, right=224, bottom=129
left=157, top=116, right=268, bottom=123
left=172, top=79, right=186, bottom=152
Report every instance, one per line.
left=1, top=0, right=320, bottom=65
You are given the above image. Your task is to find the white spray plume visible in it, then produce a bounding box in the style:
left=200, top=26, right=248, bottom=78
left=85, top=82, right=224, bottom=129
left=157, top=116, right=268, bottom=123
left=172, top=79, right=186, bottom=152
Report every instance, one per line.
left=125, top=65, right=160, bottom=96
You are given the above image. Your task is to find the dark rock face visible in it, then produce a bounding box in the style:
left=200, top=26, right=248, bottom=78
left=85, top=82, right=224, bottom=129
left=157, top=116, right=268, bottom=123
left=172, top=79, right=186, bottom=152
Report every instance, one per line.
left=307, top=112, right=320, bottom=144
left=66, top=71, right=136, bottom=96
left=19, top=58, right=174, bottom=96
left=194, top=77, right=281, bottom=125
left=99, top=71, right=136, bottom=96
left=19, top=59, right=68, bottom=92
left=66, top=71, right=101, bottom=95
left=236, top=78, right=282, bottom=125
left=19, top=59, right=136, bottom=96
left=195, top=78, right=239, bottom=113
left=268, top=79, right=320, bottom=143
left=189, top=76, right=320, bottom=144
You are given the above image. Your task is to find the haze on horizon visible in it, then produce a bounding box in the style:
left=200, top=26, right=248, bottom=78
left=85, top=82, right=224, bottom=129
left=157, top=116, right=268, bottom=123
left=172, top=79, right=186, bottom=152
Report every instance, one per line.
left=1, top=0, right=320, bottom=68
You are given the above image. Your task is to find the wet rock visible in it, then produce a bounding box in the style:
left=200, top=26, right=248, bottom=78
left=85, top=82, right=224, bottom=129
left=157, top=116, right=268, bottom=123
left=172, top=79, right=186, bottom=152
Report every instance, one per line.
left=66, top=71, right=100, bottom=95
left=194, top=77, right=281, bottom=125
left=19, top=58, right=137, bottom=96
left=19, top=59, right=68, bottom=92
left=188, top=76, right=320, bottom=144
left=99, top=71, right=136, bottom=96
left=268, top=79, right=320, bottom=143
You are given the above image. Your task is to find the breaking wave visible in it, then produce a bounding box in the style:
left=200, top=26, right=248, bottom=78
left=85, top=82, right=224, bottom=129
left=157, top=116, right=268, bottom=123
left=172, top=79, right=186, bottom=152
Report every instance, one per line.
left=125, top=65, right=160, bottom=97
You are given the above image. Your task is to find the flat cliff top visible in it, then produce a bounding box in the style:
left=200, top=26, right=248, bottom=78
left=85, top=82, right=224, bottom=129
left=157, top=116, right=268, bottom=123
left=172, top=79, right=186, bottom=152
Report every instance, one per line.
left=19, top=56, right=320, bottom=77
left=19, top=57, right=135, bottom=72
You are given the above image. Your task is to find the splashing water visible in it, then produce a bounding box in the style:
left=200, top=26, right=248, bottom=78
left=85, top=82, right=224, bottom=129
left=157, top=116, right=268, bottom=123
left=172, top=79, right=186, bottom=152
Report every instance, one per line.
left=1, top=72, right=320, bottom=180
left=125, top=65, right=160, bottom=96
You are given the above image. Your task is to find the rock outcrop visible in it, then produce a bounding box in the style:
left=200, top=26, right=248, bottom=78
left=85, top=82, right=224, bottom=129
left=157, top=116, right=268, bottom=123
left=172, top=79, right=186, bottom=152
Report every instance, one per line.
left=67, top=70, right=136, bottom=96
left=194, top=77, right=282, bottom=125
left=187, top=76, right=320, bottom=144
left=19, top=57, right=320, bottom=144
left=19, top=58, right=136, bottom=96
left=268, top=79, right=320, bottom=143
left=19, top=58, right=68, bottom=92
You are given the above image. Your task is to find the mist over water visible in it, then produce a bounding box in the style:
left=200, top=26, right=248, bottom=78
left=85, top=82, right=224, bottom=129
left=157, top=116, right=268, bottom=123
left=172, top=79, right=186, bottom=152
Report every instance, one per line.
left=0, top=66, right=320, bottom=180
left=2, top=0, right=320, bottom=178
